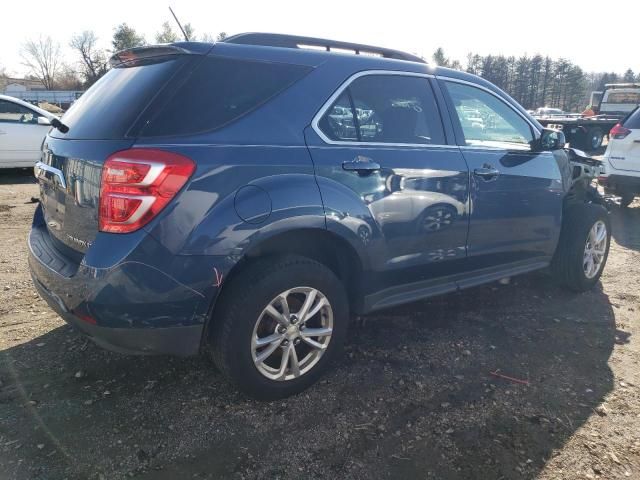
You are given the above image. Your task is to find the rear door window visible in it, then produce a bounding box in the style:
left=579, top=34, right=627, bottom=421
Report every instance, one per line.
left=139, top=57, right=313, bottom=137
left=319, top=74, right=445, bottom=145
left=317, top=92, right=358, bottom=141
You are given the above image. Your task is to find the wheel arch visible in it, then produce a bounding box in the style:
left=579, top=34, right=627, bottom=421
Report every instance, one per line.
left=202, top=227, right=368, bottom=347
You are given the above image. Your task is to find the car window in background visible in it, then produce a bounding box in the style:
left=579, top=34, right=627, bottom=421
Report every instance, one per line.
left=445, top=81, right=534, bottom=149
left=140, top=57, right=313, bottom=137
left=318, top=91, right=358, bottom=141
left=623, top=108, right=640, bottom=129
left=606, top=91, right=640, bottom=104
left=0, top=100, right=37, bottom=124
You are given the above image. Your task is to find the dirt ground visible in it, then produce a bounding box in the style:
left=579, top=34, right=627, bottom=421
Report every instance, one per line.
left=0, top=168, right=639, bottom=480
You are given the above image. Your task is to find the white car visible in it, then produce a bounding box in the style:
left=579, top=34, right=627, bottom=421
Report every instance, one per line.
left=601, top=107, right=640, bottom=207
left=0, top=94, right=57, bottom=168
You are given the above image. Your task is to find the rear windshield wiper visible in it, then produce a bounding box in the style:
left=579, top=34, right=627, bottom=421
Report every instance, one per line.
left=50, top=118, right=69, bottom=134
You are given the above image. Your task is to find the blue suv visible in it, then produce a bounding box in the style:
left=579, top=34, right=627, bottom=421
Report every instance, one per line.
left=29, top=33, right=611, bottom=399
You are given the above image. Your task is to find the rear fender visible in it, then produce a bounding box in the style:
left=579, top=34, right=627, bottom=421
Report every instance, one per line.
left=181, top=173, right=326, bottom=256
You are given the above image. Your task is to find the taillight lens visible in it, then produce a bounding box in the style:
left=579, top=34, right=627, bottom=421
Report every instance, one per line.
left=99, top=149, right=195, bottom=233
left=610, top=123, right=631, bottom=140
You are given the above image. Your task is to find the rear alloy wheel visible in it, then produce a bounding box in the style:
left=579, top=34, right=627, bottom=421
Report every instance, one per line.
left=552, top=203, right=611, bottom=291
left=210, top=255, right=348, bottom=400
left=251, top=287, right=334, bottom=381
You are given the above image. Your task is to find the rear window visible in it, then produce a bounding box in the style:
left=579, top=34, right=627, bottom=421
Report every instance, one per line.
left=604, top=91, right=640, bottom=104
left=55, top=57, right=186, bottom=140
left=623, top=108, right=640, bottom=129
left=138, top=56, right=313, bottom=137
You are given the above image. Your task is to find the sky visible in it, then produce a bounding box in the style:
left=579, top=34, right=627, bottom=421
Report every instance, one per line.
left=1, top=0, right=638, bottom=77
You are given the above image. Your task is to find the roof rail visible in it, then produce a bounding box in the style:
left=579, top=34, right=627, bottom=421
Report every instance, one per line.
left=223, top=32, right=426, bottom=64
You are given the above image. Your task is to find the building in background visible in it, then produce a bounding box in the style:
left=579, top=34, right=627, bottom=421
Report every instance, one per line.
left=0, top=75, right=83, bottom=110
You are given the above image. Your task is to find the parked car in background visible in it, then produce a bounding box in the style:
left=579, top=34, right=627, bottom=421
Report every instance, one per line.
left=0, top=94, right=56, bottom=168
left=534, top=107, right=566, bottom=116
left=29, top=34, right=610, bottom=399
left=600, top=107, right=640, bottom=207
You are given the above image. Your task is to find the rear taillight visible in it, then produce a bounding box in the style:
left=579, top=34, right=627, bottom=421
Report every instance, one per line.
left=99, top=149, right=195, bottom=233
left=610, top=123, right=632, bottom=140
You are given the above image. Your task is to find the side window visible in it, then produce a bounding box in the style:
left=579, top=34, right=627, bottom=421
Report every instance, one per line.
left=317, top=92, right=358, bottom=141
left=444, top=81, right=534, bottom=149
left=318, top=74, right=445, bottom=145
left=0, top=100, right=37, bottom=124
left=140, top=57, right=313, bottom=137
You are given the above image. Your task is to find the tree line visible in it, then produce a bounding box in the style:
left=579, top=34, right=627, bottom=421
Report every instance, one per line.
left=432, top=48, right=639, bottom=112
left=9, top=30, right=638, bottom=113
left=15, top=22, right=227, bottom=91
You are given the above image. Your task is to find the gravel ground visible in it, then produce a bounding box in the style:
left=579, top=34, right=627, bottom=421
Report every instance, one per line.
left=0, top=168, right=639, bottom=480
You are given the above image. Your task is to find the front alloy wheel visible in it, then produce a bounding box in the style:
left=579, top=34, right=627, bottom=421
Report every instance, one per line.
left=252, top=287, right=333, bottom=381
left=551, top=203, right=611, bottom=292
left=583, top=220, right=607, bottom=279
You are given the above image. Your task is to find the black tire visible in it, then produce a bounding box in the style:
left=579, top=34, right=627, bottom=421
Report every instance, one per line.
left=209, top=255, right=349, bottom=400
left=552, top=203, right=611, bottom=292
left=587, top=127, right=604, bottom=151
left=620, top=192, right=635, bottom=208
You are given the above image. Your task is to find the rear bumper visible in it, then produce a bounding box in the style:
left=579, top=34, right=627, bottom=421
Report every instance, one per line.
left=28, top=205, right=221, bottom=356
left=31, top=272, right=202, bottom=356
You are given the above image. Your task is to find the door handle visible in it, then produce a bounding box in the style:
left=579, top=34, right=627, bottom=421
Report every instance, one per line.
left=473, top=166, right=500, bottom=180
left=342, top=155, right=381, bottom=174
left=0, top=130, right=6, bottom=135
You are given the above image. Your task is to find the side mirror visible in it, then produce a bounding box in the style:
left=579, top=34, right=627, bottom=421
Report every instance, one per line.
left=534, top=128, right=565, bottom=151
left=37, top=116, right=51, bottom=126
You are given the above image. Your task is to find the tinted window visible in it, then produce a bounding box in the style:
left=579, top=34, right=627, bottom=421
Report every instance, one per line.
left=317, top=92, right=358, bottom=141
left=140, top=57, right=313, bottom=137
left=0, top=100, right=37, bottom=124
left=56, top=57, right=186, bottom=140
left=623, top=108, right=640, bottom=129
left=445, top=81, right=534, bottom=149
left=319, top=75, right=445, bottom=145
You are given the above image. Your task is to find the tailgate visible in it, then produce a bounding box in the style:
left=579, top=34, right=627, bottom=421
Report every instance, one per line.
left=36, top=137, right=134, bottom=254
left=608, top=131, right=640, bottom=172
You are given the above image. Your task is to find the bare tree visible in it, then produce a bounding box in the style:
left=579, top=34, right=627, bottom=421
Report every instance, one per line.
left=56, top=64, right=84, bottom=90
left=21, top=36, right=61, bottom=90
left=70, top=31, right=108, bottom=87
